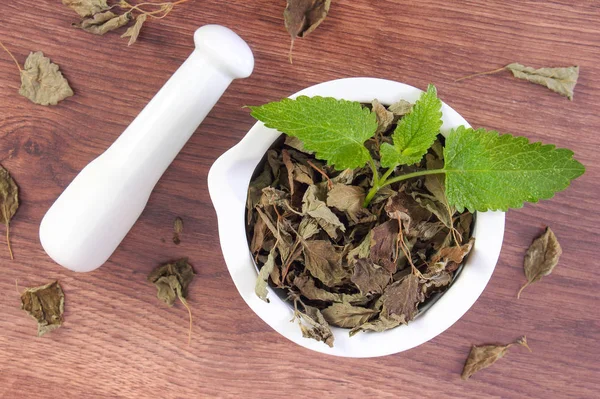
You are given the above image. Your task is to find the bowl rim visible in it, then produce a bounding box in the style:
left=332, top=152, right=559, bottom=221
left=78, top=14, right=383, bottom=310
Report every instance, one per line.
left=208, top=77, right=505, bottom=357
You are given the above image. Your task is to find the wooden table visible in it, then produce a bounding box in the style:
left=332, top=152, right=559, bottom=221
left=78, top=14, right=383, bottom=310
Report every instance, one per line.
left=1, top=1, right=598, bottom=397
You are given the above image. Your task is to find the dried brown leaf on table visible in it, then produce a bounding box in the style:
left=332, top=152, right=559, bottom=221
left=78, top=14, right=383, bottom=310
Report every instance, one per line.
left=255, top=249, right=276, bottom=302
left=461, top=336, right=532, bottom=380
left=173, top=216, right=183, bottom=245
left=0, top=165, right=18, bottom=259
left=147, top=258, right=195, bottom=343
left=19, top=52, right=74, bottom=106
left=302, top=240, right=350, bottom=287
left=62, top=0, right=109, bottom=17
left=295, top=304, right=334, bottom=347
left=76, top=11, right=132, bottom=35
left=518, top=227, right=562, bottom=298
left=321, top=302, right=377, bottom=328
left=121, top=13, right=147, bottom=46
left=456, top=63, right=579, bottom=100
left=351, top=258, right=392, bottom=295
left=372, top=99, right=394, bottom=135
left=284, top=0, right=331, bottom=63
left=20, top=281, right=65, bottom=337
left=507, top=63, right=579, bottom=100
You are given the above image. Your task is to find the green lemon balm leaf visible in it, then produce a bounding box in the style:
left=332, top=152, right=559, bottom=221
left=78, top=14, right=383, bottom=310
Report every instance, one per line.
left=444, top=126, right=585, bottom=212
left=380, top=84, right=443, bottom=168
left=249, top=96, right=377, bottom=170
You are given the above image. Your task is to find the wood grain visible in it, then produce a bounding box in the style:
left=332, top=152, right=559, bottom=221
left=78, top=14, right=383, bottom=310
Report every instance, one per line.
left=1, top=1, right=599, bottom=398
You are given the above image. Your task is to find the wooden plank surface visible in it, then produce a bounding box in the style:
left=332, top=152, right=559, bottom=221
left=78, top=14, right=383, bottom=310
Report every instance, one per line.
left=1, top=1, right=599, bottom=398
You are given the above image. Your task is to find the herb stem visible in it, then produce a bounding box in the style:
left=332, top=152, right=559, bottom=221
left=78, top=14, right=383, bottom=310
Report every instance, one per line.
left=6, top=221, right=13, bottom=260
left=455, top=66, right=507, bottom=82
left=380, top=166, right=396, bottom=183
left=368, top=159, right=380, bottom=185
left=0, top=40, right=22, bottom=73
left=363, top=168, right=446, bottom=208
left=178, top=295, right=193, bottom=346
left=380, top=168, right=446, bottom=188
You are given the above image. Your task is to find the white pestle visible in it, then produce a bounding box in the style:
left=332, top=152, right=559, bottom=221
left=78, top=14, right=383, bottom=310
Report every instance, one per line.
left=39, top=25, right=254, bottom=272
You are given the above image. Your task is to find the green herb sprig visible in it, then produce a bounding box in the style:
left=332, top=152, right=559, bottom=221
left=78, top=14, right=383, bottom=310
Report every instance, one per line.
left=249, top=85, right=585, bottom=211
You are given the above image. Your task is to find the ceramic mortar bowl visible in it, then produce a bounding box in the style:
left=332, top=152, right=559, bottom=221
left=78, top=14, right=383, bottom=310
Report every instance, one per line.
left=208, top=78, right=505, bottom=357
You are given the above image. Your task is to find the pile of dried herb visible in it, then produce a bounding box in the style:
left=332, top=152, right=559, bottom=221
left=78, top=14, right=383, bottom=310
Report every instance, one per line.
left=247, top=100, right=475, bottom=346
left=62, top=0, right=190, bottom=46
left=246, top=84, right=584, bottom=346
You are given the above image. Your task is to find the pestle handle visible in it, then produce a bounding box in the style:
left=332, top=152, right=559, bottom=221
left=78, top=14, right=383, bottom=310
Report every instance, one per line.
left=39, top=25, right=254, bottom=272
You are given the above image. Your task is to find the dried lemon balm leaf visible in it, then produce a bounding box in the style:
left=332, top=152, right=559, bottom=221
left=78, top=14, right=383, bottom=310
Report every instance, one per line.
left=148, top=258, right=195, bottom=343
left=518, top=227, right=562, bottom=298
left=62, top=0, right=109, bottom=18
left=76, top=11, right=132, bottom=35
left=461, top=336, right=531, bottom=380
left=284, top=0, right=331, bottom=62
left=121, top=13, right=148, bottom=46
left=0, top=165, right=18, bottom=259
left=19, top=52, right=74, bottom=106
left=20, top=281, right=65, bottom=337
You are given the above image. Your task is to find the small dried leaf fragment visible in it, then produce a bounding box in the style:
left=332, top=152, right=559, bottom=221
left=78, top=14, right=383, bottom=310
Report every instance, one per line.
left=518, top=227, right=562, bottom=298
left=284, top=0, right=331, bottom=39
left=507, top=63, right=579, bottom=100
left=0, top=165, right=18, bottom=259
left=284, top=0, right=331, bottom=62
left=461, top=335, right=531, bottom=380
left=148, top=258, right=195, bottom=306
left=19, top=52, right=74, bottom=106
left=77, top=11, right=132, bottom=35
left=121, top=13, right=147, bottom=46
left=255, top=249, right=276, bottom=302
left=351, top=258, right=391, bottom=295
left=148, top=258, right=195, bottom=343
left=372, top=99, right=394, bottom=135
left=327, top=184, right=374, bottom=224
left=321, top=302, right=377, bottom=328
left=381, top=274, right=423, bottom=322
left=20, top=281, right=65, bottom=337
left=62, top=0, right=109, bottom=18
left=295, top=305, right=334, bottom=347
left=302, top=240, right=349, bottom=287
left=173, top=216, right=183, bottom=245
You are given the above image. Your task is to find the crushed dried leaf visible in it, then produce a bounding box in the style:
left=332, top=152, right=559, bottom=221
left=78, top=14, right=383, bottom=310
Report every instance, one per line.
left=148, top=258, right=195, bottom=343
left=20, top=281, right=65, bottom=337
left=462, top=336, right=531, bottom=380
left=518, top=227, right=562, bottom=298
